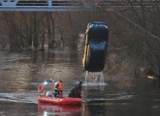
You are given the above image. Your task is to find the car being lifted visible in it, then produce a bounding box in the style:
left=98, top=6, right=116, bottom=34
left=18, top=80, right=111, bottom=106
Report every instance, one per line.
left=82, top=22, right=109, bottom=72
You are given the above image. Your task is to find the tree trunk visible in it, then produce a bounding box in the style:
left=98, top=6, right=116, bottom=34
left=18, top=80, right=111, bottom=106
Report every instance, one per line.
left=47, top=12, right=55, bottom=48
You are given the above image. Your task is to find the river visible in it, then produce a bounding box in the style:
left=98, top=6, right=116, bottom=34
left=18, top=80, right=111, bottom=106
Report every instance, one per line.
left=0, top=48, right=160, bottom=116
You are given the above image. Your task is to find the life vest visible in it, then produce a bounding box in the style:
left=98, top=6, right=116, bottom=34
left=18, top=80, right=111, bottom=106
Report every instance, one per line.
left=55, top=81, right=62, bottom=91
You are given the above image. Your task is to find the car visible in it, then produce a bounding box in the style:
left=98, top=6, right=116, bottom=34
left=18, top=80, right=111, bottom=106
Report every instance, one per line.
left=82, top=22, right=109, bottom=72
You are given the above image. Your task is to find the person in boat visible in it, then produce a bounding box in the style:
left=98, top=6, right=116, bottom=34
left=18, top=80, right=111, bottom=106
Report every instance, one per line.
left=68, top=81, right=82, bottom=98
left=54, top=80, right=63, bottom=97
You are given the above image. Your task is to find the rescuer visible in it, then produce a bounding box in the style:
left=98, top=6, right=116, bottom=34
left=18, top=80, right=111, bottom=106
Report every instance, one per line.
left=54, top=80, right=63, bottom=97
left=68, top=81, right=82, bottom=98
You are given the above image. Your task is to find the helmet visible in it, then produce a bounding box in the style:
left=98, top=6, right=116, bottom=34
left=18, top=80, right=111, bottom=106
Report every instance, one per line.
left=78, top=81, right=82, bottom=85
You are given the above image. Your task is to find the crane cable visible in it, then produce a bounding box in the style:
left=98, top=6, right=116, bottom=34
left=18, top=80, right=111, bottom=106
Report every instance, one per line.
left=105, top=3, right=160, bottom=41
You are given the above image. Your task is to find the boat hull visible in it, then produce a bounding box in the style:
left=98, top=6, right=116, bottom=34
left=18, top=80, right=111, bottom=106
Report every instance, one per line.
left=38, top=96, right=83, bottom=105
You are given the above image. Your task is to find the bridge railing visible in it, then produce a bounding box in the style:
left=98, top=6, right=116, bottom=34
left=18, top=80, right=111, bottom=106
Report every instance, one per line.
left=0, top=0, right=159, bottom=11
left=0, top=0, right=87, bottom=11
left=0, top=0, right=83, bottom=7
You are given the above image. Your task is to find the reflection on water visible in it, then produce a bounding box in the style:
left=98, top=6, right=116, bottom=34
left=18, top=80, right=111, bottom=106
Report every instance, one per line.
left=38, top=104, right=82, bottom=116
left=0, top=49, right=160, bottom=116
left=83, top=103, right=106, bottom=116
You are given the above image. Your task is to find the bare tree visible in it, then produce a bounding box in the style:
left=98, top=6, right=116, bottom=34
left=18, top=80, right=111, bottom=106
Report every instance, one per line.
left=47, top=12, right=55, bottom=48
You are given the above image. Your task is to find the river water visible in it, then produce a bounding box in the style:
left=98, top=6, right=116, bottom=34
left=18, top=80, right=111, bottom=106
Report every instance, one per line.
left=0, top=48, right=160, bottom=116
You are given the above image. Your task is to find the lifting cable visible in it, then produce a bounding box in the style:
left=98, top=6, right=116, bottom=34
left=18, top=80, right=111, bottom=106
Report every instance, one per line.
left=105, top=3, right=160, bottom=41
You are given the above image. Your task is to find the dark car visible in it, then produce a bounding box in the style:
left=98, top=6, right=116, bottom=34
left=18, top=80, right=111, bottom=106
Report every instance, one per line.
left=82, top=22, right=109, bottom=72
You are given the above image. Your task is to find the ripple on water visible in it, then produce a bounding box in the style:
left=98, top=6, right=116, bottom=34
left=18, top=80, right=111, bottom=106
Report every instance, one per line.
left=85, top=93, right=133, bottom=104
left=0, top=92, right=38, bottom=104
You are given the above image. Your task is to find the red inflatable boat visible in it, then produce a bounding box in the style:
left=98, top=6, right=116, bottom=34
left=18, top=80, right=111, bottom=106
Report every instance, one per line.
left=38, top=96, right=83, bottom=105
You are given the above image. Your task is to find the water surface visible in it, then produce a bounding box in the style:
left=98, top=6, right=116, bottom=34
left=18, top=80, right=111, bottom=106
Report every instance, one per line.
left=0, top=49, right=160, bottom=116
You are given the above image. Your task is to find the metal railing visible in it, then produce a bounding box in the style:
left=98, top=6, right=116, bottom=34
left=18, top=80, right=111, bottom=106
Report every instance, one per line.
left=0, top=0, right=159, bottom=12
left=0, top=0, right=87, bottom=11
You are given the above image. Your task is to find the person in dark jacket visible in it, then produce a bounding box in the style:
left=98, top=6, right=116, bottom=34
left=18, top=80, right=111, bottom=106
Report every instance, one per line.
left=68, top=81, right=82, bottom=98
